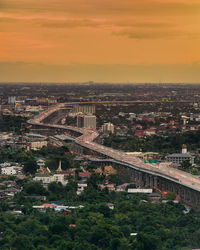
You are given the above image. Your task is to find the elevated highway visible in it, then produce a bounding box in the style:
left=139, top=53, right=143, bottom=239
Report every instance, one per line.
left=28, top=103, right=200, bottom=206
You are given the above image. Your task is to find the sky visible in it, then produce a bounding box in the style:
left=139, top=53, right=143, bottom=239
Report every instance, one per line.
left=1, top=0, right=200, bottom=83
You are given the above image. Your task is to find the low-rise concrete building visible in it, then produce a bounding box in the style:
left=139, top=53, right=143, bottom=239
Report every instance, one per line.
left=77, top=183, right=87, bottom=195
left=167, top=153, right=194, bottom=165
left=102, top=122, right=114, bottom=134
left=33, top=173, right=68, bottom=186
left=167, top=145, right=195, bottom=165
left=33, top=174, right=52, bottom=185
left=28, top=140, right=47, bottom=150
left=0, top=163, right=22, bottom=176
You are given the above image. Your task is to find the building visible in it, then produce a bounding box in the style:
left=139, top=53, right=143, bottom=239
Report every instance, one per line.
left=28, top=140, right=47, bottom=150
left=36, top=158, right=46, bottom=170
left=25, top=99, right=37, bottom=105
left=0, top=164, right=22, bottom=175
left=53, top=174, right=66, bottom=183
left=24, top=134, right=48, bottom=150
left=127, top=189, right=153, bottom=194
left=167, top=145, right=194, bottom=165
left=77, top=115, right=96, bottom=129
left=8, top=96, right=16, bottom=105
left=99, top=183, right=115, bottom=191
left=15, top=101, right=25, bottom=111
left=73, top=105, right=95, bottom=114
left=144, top=129, right=156, bottom=136
left=0, top=132, right=13, bottom=140
left=33, top=174, right=51, bottom=185
left=79, top=172, right=92, bottom=181
left=77, top=183, right=87, bottom=195
left=48, top=98, right=57, bottom=104
left=33, top=173, right=67, bottom=186
left=25, top=106, right=42, bottom=113
left=104, top=166, right=117, bottom=176
left=36, top=97, right=48, bottom=105
left=77, top=115, right=84, bottom=128
left=102, top=122, right=114, bottom=134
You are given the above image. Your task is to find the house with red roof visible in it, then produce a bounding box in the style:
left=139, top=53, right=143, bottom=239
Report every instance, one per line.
left=135, top=130, right=144, bottom=137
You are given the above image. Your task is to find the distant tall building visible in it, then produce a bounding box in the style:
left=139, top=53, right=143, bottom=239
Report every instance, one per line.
left=77, top=115, right=84, bottom=128
left=102, top=122, right=114, bottom=134
left=8, top=96, right=16, bottom=105
left=77, top=115, right=96, bottom=129
left=36, top=97, right=48, bottom=105
left=73, top=105, right=95, bottom=114
left=25, top=98, right=37, bottom=105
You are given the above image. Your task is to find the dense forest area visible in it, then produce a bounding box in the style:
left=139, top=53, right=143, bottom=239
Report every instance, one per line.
left=0, top=187, right=200, bottom=250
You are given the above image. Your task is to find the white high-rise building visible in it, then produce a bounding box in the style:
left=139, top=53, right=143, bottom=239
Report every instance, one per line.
left=102, top=122, right=114, bottom=134
left=73, top=105, right=95, bottom=114
left=8, top=96, right=16, bottom=105
left=77, top=115, right=96, bottom=129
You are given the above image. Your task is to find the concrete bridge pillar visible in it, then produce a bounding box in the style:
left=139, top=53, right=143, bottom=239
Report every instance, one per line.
left=149, top=176, right=154, bottom=188
left=161, top=179, right=166, bottom=191
left=80, top=146, right=84, bottom=154
left=169, top=183, right=174, bottom=193
left=190, top=191, right=198, bottom=206
left=139, top=172, right=143, bottom=186
left=184, top=189, right=190, bottom=203
left=131, top=170, right=136, bottom=182
left=130, top=169, right=134, bottom=179
left=136, top=172, right=138, bottom=182
left=197, top=193, right=200, bottom=205
left=154, top=177, right=158, bottom=188
left=157, top=178, right=162, bottom=190
left=145, top=174, right=150, bottom=187
left=135, top=172, right=139, bottom=183
left=179, top=188, right=186, bottom=201
left=163, top=180, right=168, bottom=191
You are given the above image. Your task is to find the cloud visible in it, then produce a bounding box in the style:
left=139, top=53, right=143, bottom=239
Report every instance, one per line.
left=1, top=0, right=199, bottom=31
left=0, top=0, right=6, bottom=8
left=116, top=21, right=175, bottom=29
left=114, top=29, right=184, bottom=39
left=1, top=1, right=199, bottom=35
left=0, top=13, right=109, bottom=29
left=40, top=19, right=107, bottom=29
left=1, top=0, right=200, bottom=72
left=2, top=0, right=200, bottom=17
left=0, top=14, right=175, bottom=33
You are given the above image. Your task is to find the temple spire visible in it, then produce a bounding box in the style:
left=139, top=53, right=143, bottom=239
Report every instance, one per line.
left=57, top=160, right=62, bottom=172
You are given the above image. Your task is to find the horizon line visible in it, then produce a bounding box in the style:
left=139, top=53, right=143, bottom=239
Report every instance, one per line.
left=0, top=82, right=200, bottom=85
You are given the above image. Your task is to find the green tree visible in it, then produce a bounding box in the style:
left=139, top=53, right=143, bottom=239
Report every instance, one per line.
left=181, top=160, right=192, bottom=171
left=165, top=192, right=176, bottom=201
left=23, top=158, right=38, bottom=175
left=23, top=182, right=47, bottom=196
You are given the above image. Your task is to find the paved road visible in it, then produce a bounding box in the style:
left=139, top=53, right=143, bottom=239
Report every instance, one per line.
left=28, top=103, right=200, bottom=193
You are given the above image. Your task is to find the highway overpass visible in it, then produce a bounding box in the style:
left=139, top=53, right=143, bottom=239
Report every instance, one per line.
left=28, top=103, right=200, bottom=206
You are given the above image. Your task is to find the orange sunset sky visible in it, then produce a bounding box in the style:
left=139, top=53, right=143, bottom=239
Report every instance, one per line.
left=1, top=0, right=200, bottom=83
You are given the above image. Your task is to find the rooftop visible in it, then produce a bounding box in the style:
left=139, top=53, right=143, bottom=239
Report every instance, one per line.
left=168, top=153, right=193, bottom=158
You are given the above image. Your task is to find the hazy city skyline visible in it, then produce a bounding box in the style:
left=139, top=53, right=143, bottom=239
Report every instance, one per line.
left=1, top=0, right=200, bottom=82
